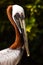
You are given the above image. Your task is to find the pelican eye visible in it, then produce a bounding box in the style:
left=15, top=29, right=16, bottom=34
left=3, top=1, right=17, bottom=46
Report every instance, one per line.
left=14, top=13, right=20, bottom=20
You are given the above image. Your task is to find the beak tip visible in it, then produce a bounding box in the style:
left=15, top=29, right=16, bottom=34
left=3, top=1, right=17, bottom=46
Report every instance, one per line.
left=27, top=54, right=30, bottom=57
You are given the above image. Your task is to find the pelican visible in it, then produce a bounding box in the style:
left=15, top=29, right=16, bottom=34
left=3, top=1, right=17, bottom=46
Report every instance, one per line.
left=0, top=5, right=30, bottom=65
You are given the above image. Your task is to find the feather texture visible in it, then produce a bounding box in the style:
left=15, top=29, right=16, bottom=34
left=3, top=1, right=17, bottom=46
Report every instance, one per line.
left=0, top=48, right=23, bottom=65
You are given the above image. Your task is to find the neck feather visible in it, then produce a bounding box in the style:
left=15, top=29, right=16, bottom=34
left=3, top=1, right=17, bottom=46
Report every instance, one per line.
left=7, top=5, right=22, bottom=49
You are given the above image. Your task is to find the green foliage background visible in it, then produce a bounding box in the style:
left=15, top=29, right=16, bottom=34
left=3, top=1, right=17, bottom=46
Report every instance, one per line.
left=0, top=0, right=43, bottom=64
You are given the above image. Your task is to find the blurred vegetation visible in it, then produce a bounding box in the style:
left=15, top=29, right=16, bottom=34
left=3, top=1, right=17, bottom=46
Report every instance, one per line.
left=0, top=0, right=43, bottom=65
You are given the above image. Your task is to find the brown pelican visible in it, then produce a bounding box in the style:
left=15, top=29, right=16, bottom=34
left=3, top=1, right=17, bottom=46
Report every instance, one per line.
left=0, top=5, right=30, bottom=65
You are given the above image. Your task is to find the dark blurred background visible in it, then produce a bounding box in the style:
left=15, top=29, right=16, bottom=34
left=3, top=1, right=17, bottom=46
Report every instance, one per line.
left=0, top=0, right=43, bottom=65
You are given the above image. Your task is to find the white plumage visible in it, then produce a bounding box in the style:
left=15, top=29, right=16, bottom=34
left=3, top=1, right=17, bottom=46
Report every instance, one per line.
left=12, top=5, right=25, bottom=19
left=0, top=48, right=24, bottom=65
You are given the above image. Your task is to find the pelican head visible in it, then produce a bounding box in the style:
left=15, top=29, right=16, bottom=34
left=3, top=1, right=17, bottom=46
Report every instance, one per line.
left=12, top=5, right=25, bottom=34
left=12, top=5, right=30, bottom=56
